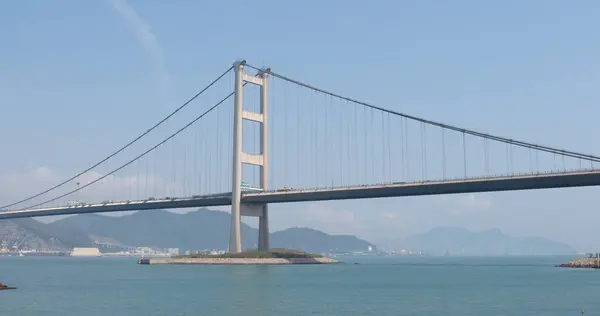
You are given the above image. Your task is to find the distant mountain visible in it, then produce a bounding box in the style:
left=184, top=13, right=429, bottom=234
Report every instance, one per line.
left=403, top=227, right=576, bottom=256
left=270, top=227, right=373, bottom=253
left=12, top=217, right=93, bottom=247
left=0, top=217, right=96, bottom=251
left=49, top=209, right=258, bottom=251
left=43, top=208, right=374, bottom=253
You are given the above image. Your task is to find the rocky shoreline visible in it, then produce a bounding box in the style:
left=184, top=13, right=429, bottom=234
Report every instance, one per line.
left=142, top=257, right=340, bottom=265
left=556, top=257, right=600, bottom=269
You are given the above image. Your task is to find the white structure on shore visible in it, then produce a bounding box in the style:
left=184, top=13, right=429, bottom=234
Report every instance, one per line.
left=102, top=247, right=178, bottom=257
left=71, top=247, right=101, bottom=257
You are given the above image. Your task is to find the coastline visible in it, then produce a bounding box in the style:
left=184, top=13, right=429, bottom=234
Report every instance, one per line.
left=141, top=257, right=340, bottom=265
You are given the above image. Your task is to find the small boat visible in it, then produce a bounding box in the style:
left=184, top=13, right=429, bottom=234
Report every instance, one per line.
left=0, top=282, right=16, bottom=290
left=137, top=255, right=151, bottom=265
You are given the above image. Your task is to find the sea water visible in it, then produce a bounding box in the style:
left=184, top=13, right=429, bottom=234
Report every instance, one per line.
left=1, top=255, right=598, bottom=315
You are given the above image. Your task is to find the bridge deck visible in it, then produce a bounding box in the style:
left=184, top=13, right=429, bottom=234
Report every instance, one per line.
left=245, top=169, right=600, bottom=203
left=1, top=169, right=599, bottom=219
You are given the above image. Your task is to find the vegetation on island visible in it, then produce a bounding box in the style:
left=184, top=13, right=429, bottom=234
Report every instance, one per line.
left=174, top=248, right=323, bottom=259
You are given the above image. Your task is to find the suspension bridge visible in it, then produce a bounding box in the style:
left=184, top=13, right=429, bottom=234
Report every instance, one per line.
left=1, top=60, right=600, bottom=253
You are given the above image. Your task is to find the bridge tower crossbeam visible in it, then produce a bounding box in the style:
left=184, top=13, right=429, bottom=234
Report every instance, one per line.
left=229, top=60, right=270, bottom=253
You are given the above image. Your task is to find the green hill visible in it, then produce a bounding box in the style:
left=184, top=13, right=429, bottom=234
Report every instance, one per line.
left=12, top=217, right=93, bottom=247
left=0, top=217, right=95, bottom=250
left=270, top=227, right=372, bottom=253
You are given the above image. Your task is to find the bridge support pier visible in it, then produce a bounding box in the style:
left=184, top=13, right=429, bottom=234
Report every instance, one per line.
left=258, top=205, right=269, bottom=251
left=229, top=60, right=270, bottom=253
left=241, top=203, right=269, bottom=251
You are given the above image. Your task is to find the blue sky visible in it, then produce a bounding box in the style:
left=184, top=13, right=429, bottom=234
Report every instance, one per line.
left=2, top=0, right=600, bottom=251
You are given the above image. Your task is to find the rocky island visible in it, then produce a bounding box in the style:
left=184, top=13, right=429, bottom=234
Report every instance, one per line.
left=556, top=256, right=600, bottom=269
left=0, top=282, right=16, bottom=290
left=138, top=249, right=339, bottom=265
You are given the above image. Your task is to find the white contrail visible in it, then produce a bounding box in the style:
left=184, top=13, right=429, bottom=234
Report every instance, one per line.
left=110, top=0, right=171, bottom=105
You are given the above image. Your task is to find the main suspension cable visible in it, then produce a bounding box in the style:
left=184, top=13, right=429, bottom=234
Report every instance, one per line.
left=245, top=63, right=600, bottom=163
left=21, top=89, right=236, bottom=210
left=1, top=66, right=234, bottom=210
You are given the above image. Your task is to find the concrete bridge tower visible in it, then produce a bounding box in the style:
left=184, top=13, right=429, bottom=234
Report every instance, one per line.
left=229, top=60, right=270, bottom=253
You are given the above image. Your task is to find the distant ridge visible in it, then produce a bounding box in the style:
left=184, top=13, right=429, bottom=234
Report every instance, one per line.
left=270, top=227, right=373, bottom=253
left=403, top=226, right=576, bottom=256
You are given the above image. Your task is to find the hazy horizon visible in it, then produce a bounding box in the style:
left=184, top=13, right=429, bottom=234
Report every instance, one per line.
left=32, top=207, right=581, bottom=253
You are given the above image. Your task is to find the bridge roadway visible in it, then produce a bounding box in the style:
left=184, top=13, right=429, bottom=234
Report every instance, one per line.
left=1, top=169, right=600, bottom=220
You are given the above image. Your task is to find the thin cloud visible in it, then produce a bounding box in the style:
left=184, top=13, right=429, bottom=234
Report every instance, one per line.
left=110, top=0, right=171, bottom=104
